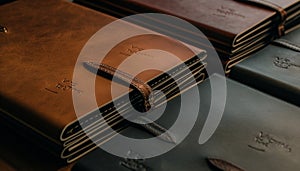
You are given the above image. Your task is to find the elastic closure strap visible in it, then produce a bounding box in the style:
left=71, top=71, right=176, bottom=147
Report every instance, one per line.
left=236, top=0, right=287, bottom=37
left=272, top=39, right=300, bottom=52
left=85, top=62, right=154, bottom=111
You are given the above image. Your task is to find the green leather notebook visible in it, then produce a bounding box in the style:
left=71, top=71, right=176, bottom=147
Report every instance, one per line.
left=72, top=74, right=300, bottom=171
left=230, top=28, right=300, bottom=106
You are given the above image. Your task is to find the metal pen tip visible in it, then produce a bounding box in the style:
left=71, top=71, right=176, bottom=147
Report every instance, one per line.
left=134, top=116, right=177, bottom=144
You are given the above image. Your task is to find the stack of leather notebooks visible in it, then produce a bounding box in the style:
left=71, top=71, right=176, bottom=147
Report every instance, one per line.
left=74, top=0, right=300, bottom=73
left=231, top=27, right=300, bottom=106
left=1, top=0, right=300, bottom=170
left=0, top=0, right=206, bottom=163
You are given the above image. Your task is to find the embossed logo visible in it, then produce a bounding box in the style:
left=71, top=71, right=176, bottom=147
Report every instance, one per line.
left=273, top=56, right=300, bottom=69
left=45, top=78, right=82, bottom=94
left=120, top=45, right=144, bottom=57
left=248, top=131, right=292, bottom=153
left=120, top=150, right=148, bottom=171
left=213, top=6, right=245, bottom=18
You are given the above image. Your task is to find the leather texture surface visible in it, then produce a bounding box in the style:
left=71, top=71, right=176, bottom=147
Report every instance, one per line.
left=74, top=0, right=300, bottom=57
left=0, top=0, right=116, bottom=142
left=230, top=28, right=300, bottom=106
left=0, top=0, right=205, bottom=161
left=72, top=74, right=300, bottom=171
left=78, top=0, right=299, bottom=44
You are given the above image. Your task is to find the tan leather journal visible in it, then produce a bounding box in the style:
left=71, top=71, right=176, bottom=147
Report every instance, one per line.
left=0, top=0, right=206, bottom=163
left=74, top=0, right=300, bottom=73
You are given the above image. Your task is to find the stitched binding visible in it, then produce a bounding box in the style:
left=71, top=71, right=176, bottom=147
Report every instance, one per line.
left=62, top=58, right=204, bottom=139
left=63, top=57, right=201, bottom=138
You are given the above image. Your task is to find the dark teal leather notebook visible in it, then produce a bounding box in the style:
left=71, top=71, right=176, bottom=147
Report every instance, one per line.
left=72, top=75, right=300, bottom=171
left=230, top=28, right=300, bottom=106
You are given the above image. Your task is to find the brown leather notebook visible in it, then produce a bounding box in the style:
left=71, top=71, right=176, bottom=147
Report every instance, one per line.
left=0, top=0, right=206, bottom=163
left=74, top=0, right=300, bottom=73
